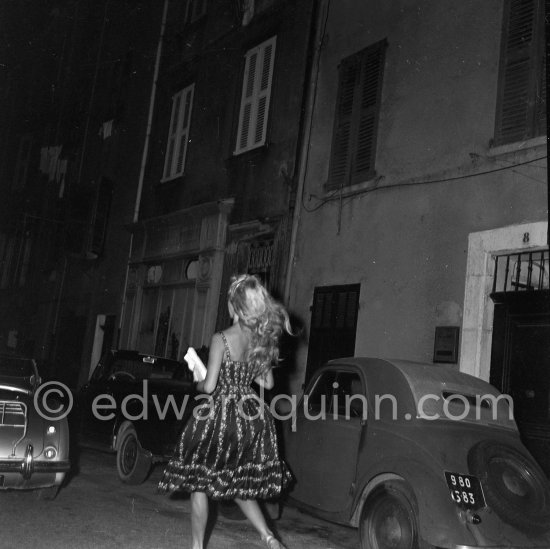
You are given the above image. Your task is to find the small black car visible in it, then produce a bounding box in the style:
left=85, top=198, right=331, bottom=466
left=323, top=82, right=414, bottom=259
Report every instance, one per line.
left=77, top=350, right=196, bottom=484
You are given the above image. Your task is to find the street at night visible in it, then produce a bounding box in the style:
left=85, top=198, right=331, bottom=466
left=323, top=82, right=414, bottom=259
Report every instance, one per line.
left=0, top=448, right=358, bottom=549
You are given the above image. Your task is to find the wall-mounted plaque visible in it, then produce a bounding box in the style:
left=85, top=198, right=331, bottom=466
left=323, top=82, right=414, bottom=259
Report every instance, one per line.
left=433, top=326, right=460, bottom=363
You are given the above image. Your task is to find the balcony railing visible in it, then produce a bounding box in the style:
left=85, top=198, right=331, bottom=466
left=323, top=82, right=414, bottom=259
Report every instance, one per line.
left=492, top=249, right=549, bottom=294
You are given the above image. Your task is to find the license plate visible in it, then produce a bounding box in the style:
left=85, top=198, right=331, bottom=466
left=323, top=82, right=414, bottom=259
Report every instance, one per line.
left=444, top=471, right=486, bottom=510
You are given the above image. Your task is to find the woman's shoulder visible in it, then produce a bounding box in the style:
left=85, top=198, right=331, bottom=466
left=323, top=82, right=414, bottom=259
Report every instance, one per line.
left=221, top=326, right=249, bottom=361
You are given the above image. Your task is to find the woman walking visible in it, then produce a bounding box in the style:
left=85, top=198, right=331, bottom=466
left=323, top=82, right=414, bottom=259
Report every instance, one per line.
left=158, top=274, right=293, bottom=549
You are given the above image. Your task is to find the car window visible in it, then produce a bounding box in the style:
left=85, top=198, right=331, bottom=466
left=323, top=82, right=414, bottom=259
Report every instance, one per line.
left=0, top=355, right=35, bottom=377
left=307, top=371, right=338, bottom=414
left=307, top=370, right=365, bottom=418
left=333, top=372, right=365, bottom=418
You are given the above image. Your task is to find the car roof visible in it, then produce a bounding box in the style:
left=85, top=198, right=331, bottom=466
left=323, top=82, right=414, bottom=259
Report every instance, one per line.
left=325, top=357, right=515, bottom=428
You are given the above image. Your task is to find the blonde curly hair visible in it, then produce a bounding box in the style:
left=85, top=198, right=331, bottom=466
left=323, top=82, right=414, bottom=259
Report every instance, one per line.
left=227, top=274, right=292, bottom=376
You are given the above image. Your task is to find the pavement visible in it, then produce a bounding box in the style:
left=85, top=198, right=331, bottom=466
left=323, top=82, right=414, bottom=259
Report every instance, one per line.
left=0, top=448, right=359, bottom=549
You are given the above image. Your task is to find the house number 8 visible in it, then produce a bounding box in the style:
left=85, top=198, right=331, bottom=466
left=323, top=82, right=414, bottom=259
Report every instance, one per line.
left=523, top=232, right=530, bottom=243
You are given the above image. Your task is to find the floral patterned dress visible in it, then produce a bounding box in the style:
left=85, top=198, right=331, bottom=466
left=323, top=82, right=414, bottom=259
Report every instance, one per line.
left=158, top=333, right=292, bottom=500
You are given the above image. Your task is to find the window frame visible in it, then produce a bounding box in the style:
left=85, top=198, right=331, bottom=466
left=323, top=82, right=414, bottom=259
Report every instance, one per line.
left=184, top=0, right=207, bottom=25
left=493, top=0, right=545, bottom=146
left=13, top=135, right=33, bottom=191
left=327, top=40, right=386, bottom=191
left=0, top=235, right=15, bottom=289
left=234, top=35, right=277, bottom=155
left=162, top=83, right=195, bottom=182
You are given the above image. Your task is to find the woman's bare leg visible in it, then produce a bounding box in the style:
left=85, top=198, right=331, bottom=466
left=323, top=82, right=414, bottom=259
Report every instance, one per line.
left=190, top=492, right=208, bottom=549
left=234, top=498, right=275, bottom=540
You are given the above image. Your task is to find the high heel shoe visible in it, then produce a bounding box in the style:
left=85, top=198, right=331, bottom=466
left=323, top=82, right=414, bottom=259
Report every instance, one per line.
left=261, top=534, right=287, bottom=549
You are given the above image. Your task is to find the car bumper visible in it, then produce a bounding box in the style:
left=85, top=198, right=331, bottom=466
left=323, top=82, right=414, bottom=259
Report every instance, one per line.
left=0, top=443, right=70, bottom=481
left=454, top=545, right=545, bottom=549
left=0, top=459, right=70, bottom=474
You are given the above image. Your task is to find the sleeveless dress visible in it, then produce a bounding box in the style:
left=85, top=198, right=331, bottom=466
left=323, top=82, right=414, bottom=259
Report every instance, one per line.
left=158, top=333, right=293, bottom=500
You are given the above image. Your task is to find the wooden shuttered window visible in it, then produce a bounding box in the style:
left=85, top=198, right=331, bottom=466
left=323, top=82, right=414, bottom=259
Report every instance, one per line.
left=163, top=84, right=194, bottom=181
left=185, top=0, right=207, bottom=24
left=89, top=177, right=113, bottom=257
left=234, top=36, right=276, bottom=155
left=305, top=284, right=360, bottom=382
left=13, top=135, right=32, bottom=190
left=494, top=0, right=545, bottom=145
left=328, top=40, right=386, bottom=191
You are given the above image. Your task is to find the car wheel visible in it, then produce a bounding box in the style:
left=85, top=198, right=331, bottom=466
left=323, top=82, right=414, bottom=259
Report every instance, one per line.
left=116, top=427, right=151, bottom=485
left=468, top=440, right=550, bottom=533
left=36, top=485, right=59, bottom=500
left=360, top=480, right=419, bottom=549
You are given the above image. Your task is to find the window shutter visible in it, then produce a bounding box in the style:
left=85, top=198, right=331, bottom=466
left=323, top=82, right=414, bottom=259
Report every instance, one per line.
left=1, top=238, right=14, bottom=289
left=354, top=42, right=385, bottom=181
left=164, top=93, right=182, bottom=179
left=90, top=178, right=113, bottom=257
left=235, top=36, right=276, bottom=154
left=163, top=84, right=194, bottom=181
left=306, top=284, right=360, bottom=382
left=328, top=40, right=385, bottom=190
left=534, top=32, right=546, bottom=135
left=254, top=40, right=275, bottom=145
left=185, top=0, right=207, bottom=24
left=328, top=61, right=358, bottom=190
left=175, top=85, right=194, bottom=175
left=13, top=136, right=32, bottom=190
left=494, top=0, right=545, bottom=144
left=238, top=52, right=257, bottom=151
left=192, top=0, right=207, bottom=21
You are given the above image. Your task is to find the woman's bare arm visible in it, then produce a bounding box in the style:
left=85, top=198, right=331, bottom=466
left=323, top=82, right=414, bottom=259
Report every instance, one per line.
left=196, top=333, right=224, bottom=394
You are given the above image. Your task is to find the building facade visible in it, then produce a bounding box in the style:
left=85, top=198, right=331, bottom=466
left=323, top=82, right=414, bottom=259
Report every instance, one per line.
left=1, top=0, right=164, bottom=387
left=287, top=0, right=548, bottom=471
left=117, top=0, right=316, bottom=373
left=0, top=0, right=316, bottom=389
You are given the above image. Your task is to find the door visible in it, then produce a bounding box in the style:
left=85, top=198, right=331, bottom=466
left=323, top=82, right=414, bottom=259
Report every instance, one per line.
left=490, top=291, right=550, bottom=476
left=305, top=284, right=360, bottom=383
left=290, top=368, right=365, bottom=513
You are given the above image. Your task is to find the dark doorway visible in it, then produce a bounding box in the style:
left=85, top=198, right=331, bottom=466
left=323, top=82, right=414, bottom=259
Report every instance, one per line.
left=305, top=284, right=360, bottom=382
left=52, top=312, right=87, bottom=390
left=490, top=290, right=550, bottom=477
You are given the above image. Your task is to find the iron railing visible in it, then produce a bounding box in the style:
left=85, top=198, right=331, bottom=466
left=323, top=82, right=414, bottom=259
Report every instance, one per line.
left=492, top=249, right=549, bottom=294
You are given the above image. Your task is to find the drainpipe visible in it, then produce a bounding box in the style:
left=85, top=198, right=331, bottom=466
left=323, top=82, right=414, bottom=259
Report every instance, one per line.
left=118, top=0, right=169, bottom=341
left=284, top=0, right=329, bottom=304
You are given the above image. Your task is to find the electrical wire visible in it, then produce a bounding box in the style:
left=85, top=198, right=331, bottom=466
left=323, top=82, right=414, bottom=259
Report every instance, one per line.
left=303, top=154, right=547, bottom=212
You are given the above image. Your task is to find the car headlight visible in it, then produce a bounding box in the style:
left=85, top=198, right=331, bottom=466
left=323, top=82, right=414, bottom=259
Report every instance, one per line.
left=44, top=446, right=57, bottom=459
left=47, top=425, right=56, bottom=435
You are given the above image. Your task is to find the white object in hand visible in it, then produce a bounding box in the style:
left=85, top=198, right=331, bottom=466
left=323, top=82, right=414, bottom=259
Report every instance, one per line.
left=184, top=347, right=207, bottom=382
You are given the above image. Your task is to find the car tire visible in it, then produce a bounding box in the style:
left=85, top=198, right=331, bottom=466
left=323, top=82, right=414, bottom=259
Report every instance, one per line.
left=36, top=485, right=60, bottom=500
left=116, top=426, right=152, bottom=485
left=468, top=440, right=550, bottom=533
left=359, top=480, right=419, bottom=549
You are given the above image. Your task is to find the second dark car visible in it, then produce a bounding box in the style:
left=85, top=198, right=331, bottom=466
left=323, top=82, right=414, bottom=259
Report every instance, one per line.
left=77, top=350, right=196, bottom=484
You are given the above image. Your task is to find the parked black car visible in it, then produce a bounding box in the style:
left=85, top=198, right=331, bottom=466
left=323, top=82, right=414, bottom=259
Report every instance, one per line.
left=77, top=350, right=196, bottom=484
left=0, top=353, right=70, bottom=499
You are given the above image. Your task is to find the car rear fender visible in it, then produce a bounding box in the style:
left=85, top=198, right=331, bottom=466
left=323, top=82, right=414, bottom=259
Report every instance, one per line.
left=351, top=461, right=475, bottom=548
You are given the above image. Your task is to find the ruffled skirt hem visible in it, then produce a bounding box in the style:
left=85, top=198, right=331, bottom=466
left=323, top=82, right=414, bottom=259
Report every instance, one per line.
left=157, top=460, right=293, bottom=500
